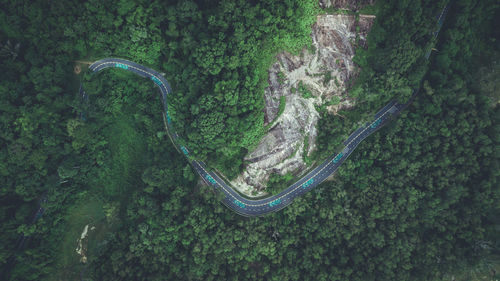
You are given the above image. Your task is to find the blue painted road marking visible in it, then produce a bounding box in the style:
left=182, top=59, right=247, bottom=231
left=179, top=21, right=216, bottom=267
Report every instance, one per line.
left=180, top=146, right=189, bottom=155
left=234, top=200, right=246, bottom=208
left=166, top=111, right=172, bottom=124
left=302, top=178, right=314, bottom=188
left=269, top=198, right=281, bottom=207
left=370, top=119, right=382, bottom=129
left=333, top=153, right=344, bottom=164
left=205, top=174, right=217, bottom=185
left=151, top=76, right=162, bottom=86
left=115, top=63, right=128, bottom=69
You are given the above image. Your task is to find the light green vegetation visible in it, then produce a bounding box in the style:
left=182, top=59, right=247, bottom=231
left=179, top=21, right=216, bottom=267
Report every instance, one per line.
left=98, top=113, right=149, bottom=197
left=473, top=54, right=500, bottom=106
left=298, top=80, right=314, bottom=99
left=276, top=96, right=287, bottom=121
left=48, top=195, right=106, bottom=281
left=308, top=43, right=317, bottom=54
left=277, top=71, right=286, bottom=84
left=302, top=134, right=313, bottom=165
left=265, top=95, right=287, bottom=131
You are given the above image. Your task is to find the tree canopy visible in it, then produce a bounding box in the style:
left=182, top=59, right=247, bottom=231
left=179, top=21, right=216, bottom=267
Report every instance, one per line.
left=0, top=0, right=498, bottom=280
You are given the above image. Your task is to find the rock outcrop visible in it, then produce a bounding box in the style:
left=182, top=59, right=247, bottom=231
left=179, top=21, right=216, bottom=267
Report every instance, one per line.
left=230, top=14, right=375, bottom=196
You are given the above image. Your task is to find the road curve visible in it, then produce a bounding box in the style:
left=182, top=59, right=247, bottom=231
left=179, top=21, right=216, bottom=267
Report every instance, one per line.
left=85, top=58, right=401, bottom=216
left=83, top=3, right=449, bottom=217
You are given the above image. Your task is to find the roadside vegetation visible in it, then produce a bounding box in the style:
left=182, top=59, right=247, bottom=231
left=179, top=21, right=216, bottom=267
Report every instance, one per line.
left=0, top=0, right=498, bottom=281
left=266, top=172, right=296, bottom=196
left=162, top=1, right=319, bottom=178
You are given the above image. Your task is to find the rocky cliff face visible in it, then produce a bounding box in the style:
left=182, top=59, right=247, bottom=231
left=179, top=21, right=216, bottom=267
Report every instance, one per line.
left=230, top=14, right=375, bottom=196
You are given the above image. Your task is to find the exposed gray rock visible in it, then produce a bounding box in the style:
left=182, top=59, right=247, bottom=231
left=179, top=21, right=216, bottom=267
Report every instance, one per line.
left=230, top=14, right=375, bottom=196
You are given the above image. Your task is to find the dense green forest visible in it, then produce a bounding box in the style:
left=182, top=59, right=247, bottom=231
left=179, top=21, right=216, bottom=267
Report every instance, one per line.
left=161, top=0, right=318, bottom=176
left=1, top=0, right=499, bottom=280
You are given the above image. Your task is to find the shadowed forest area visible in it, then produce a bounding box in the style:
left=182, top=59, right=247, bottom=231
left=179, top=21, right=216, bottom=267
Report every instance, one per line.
left=0, top=0, right=499, bottom=280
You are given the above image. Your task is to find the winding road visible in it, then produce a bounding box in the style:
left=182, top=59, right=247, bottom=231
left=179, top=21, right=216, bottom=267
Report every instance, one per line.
left=83, top=3, right=449, bottom=217
left=86, top=58, right=401, bottom=217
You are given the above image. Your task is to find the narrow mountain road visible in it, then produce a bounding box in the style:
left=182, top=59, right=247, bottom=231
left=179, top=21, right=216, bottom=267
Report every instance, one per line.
left=83, top=3, right=449, bottom=217
left=86, top=58, right=401, bottom=217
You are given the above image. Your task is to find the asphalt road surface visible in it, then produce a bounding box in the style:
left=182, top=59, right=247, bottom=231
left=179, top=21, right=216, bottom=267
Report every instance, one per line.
left=86, top=58, right=402, bottom=216
left=84, top=2, right=448, bottom=216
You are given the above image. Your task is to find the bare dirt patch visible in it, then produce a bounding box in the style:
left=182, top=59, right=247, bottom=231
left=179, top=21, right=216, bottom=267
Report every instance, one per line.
left=74, top=65, right=81, bottom=75
left=75, top=224, right=95, bottom=263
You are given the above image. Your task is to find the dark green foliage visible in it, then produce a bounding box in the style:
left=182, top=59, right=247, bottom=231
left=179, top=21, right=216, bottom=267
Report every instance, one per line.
left=316, top=0, right=447, bottom=158
left=0, top=0, right=317, bottom=278
left=352, top=0, right=445, bottom=103
left=87, top=1, right=499, bottom=280
left=267, top=172, right=295, bottom=195
left=162, top=0, right=319, bottom=177
left=0, top=0, right=499, bottom=280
